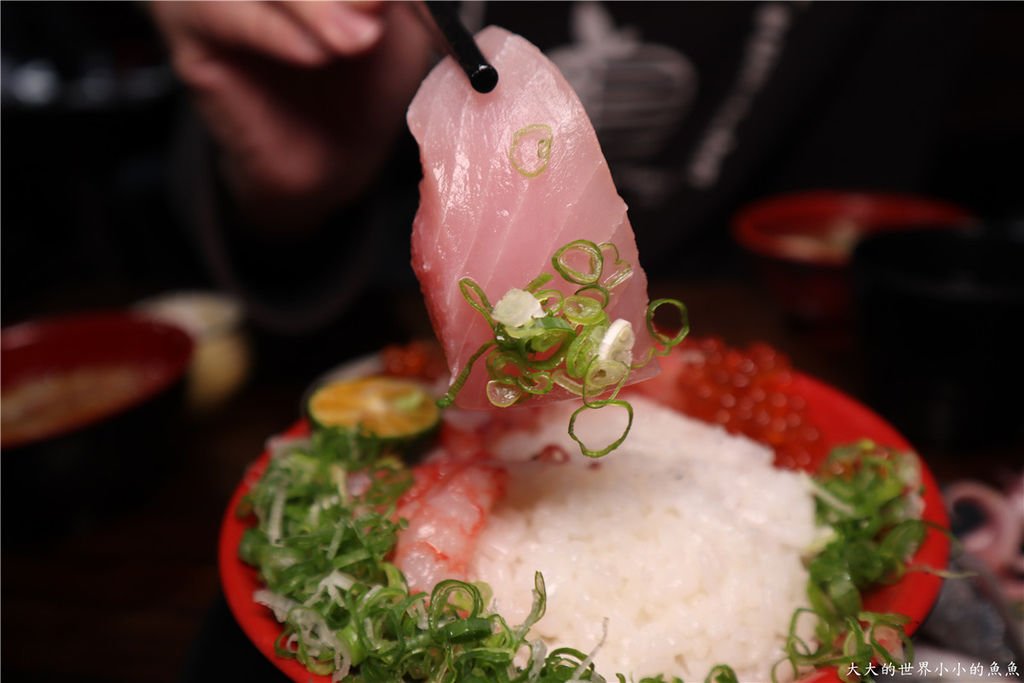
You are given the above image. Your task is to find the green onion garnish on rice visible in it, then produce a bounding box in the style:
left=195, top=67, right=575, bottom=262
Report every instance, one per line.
left=774, top=441, right=934, bottom=683
left=240, top=429, right=934, bottom=683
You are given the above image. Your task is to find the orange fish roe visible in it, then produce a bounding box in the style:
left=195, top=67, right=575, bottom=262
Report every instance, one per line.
left=381, top=340, right=447, bottom=381
left=636, top=337, right=826, bottom=469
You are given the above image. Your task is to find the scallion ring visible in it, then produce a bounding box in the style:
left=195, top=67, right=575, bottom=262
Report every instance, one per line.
left=429, top=580, right=484, bottom=629
left=487, top=350, right=525, bottom=378
left=517, top=371, right=554, bottom=395
left=535, top=288, right=564, bottom=315
left=552, top=239, right=603, bottom=285
left=581, top=358, right=629, bottom=406
left=486, top=379, right=522, bottom=407
left=646, top=298, right=690, bottom=353
left=527, top=331, right=573, bottom=361
left=565, top=325, right=605, bottom=379
left=551, top=369, right=583, bottom=396
left=459, top=278, right=496, bottom=327
left=568, top=399, right=634, bottom=458
left=573, top=283, right=610, bottom=308
left=562, top=295, right=606, bottom=326
left=598, top=242, right=633, bottom=290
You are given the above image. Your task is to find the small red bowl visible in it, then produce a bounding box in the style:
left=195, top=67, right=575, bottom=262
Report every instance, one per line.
left=219, top=371, right=949, bottom=683
left=1, top=311, right=193, bottom=448
left=1, top=311, right=193, bottom=539
left=732, top=191, right=974, bottom=323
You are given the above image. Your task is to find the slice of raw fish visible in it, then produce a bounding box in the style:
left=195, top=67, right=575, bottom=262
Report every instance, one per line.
left=408, top=26, right=658, bottom=410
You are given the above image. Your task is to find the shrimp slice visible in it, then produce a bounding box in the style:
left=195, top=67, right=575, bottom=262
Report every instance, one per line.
left=393, top=451, right=507, bottom=594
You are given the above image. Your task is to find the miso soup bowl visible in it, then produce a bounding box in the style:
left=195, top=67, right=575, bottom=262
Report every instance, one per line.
left=1, top=311, right=193, bottom=542
left=733, top=191, right=974, bottom=324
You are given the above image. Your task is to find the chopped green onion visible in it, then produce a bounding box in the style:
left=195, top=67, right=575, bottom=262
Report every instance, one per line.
left=599, top=242, right=633, bottom=290
left=581, top=358, right=629, bottom=404
left=565, top=325, right=606, bottom=380
left=563, top=295, right=607, bottom=326
left=772, top=442, right=937, bottom=682
left=646, top=298, right=690, bottom=352
left=437, top=341, right=495, bottom=409
left=525, top=272, right=554, bottom=293
left=705, top=664, right=741, bottom=683
left=459, top=278, right=495, bottom=326
left=569, top=399, right=633, bottom=457
left=486, top=349, right=524, bottom=378
left=552, top=239, right=603, bottom=285
left=517, top=371, right=554, bottom=395
left=486, top=379, right=522, bottom=407
left=535, top=288, right=565, bottom=314
left=240, top=423, right=938, bottom=682
left=528, top=328, right=573, bottom=358
left=448, top=239, right=688, bottom=455
left=509, top=123, right=554, bottom=178
left=597, top=319, right=635, bottom=366
left=574, top=283, right=611, bottom=307
left=551, top=369, right=584, bottom=395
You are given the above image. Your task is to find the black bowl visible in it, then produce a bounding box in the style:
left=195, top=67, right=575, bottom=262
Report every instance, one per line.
left=852, top=227, right=1024, bottom=450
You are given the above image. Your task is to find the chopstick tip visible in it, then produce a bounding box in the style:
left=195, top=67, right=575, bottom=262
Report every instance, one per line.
left=470, top=64, right=498, bottom=94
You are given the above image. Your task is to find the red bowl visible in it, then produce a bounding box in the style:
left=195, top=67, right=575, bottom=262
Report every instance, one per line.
left=1, top=311, right=194, bottom=448
left=219, top=371, right=949, bottom=683
left=732, top=191, right=974, bottom=323
left=1, top=311, right=193, bottom=540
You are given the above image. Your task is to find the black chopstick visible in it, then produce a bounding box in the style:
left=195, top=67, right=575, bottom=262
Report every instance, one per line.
left=424, top=1, right=498, bottom=93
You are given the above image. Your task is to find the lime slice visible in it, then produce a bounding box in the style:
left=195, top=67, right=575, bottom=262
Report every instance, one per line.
left=308, top=376, right=440, bottom=443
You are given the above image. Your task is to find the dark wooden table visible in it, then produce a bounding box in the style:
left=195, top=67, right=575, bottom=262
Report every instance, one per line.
left=2, top=279, right=1016, bottom=682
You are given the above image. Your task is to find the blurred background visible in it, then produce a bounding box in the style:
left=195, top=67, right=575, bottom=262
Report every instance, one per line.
left=3, top=3, right=190, bottom=321
left=4, top=2, right=1023, bottom=332
left=2, top=2, right=1023, bottom=682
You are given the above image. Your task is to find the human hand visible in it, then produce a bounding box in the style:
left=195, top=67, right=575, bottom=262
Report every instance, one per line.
left=150, top=1, right=435, bottom=230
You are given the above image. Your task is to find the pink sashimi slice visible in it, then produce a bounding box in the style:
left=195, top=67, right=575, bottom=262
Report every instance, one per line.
left=408, top=26, right=658, bottom=410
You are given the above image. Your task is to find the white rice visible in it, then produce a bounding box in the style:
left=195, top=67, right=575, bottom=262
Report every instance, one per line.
left=467, top=395, right=820, bottom=681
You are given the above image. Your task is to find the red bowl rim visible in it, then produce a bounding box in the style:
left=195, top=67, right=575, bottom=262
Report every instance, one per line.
left=219, top=371, right=950, bottom=683
left=732, top=190, right=974, bottom=267
left=1, top=310, right=194, bottom=449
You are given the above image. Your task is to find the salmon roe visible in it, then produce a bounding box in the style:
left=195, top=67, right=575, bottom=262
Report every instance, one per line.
left=381, top=340, right=447, bottom=381
left=636, top=337, right=826, bottom=469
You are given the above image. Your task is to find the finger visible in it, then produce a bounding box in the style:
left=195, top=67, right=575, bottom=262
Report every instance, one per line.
left=275, top=1, right=385, bottom=57
left=156, top=1, right=331, bottom=69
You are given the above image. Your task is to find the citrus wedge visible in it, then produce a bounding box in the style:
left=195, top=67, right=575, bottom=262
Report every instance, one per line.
left=307, top=376, right=440, bottom=443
